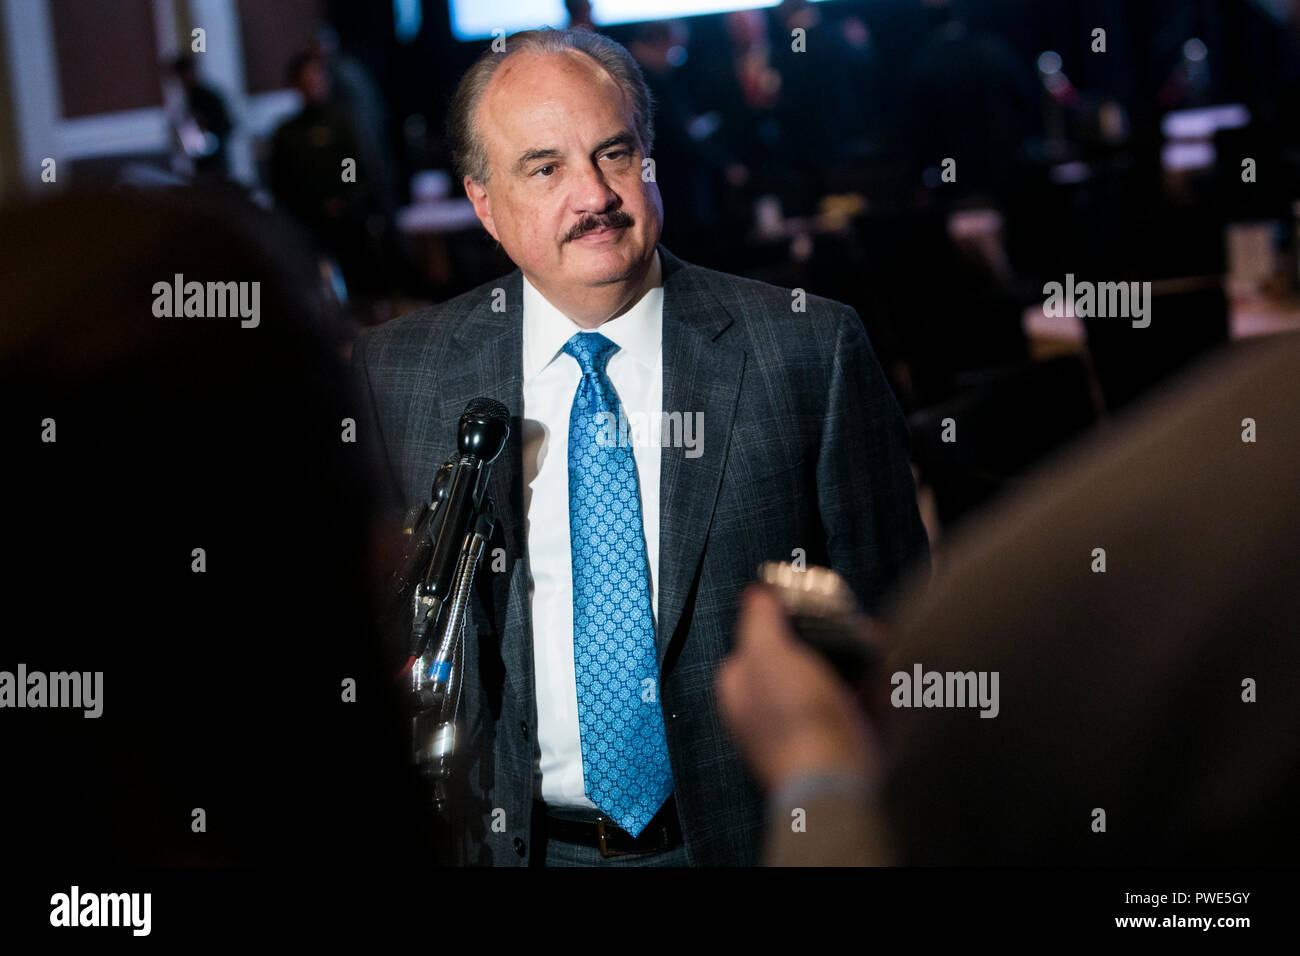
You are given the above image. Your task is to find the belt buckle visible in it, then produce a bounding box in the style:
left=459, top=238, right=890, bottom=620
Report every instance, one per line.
left=596, top=814, right=669, bottom=859
left=596, top=815, right=634, bottom=859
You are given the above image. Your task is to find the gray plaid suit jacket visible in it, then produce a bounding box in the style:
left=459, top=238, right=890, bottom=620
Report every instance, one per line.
left=351, top=245, right=928, bottom=865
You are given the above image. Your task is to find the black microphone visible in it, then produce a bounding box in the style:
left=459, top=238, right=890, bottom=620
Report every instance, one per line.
left=383, top=461, right=453, bottom=636
left=410, top=398, right=509, bottom=656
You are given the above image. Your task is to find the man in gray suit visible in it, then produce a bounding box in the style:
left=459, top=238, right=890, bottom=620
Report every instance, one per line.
left=351, top=28, right=927, bottom=866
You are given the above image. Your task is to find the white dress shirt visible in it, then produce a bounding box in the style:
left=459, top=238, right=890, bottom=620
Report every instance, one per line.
left=521, top=252, right=664, bottom=809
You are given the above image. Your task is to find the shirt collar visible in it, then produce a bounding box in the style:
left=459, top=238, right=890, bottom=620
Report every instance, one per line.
left=522, top=249, right=663, bottom=382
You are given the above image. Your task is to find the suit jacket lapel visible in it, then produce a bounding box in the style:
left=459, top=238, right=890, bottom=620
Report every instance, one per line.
left=656, top=246, right=746, bottom=667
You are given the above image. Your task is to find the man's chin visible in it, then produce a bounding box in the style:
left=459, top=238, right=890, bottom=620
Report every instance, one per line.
left=567, top=243, right=645, bottom=285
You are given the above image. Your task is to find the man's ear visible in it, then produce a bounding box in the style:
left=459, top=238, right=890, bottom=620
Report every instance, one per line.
left=464, top=176, right=499, bottom=242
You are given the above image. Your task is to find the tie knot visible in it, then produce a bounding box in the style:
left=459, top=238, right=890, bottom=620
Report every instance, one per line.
left=563, top=331, right=619, bottom=378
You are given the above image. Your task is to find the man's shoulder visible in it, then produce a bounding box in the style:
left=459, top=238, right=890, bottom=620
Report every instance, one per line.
left=668, top=256, right=866, bottom=360
left=356, top=272, right=513, bottom=357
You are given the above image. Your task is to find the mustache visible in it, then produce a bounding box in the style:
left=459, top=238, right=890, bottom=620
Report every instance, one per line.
left=565, top=210, right=634, bottom=242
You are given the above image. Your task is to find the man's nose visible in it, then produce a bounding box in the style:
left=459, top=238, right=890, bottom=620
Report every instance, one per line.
left=571, top=161, right=619, bottom=213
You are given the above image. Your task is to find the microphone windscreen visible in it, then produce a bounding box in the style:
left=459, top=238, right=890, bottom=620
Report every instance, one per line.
left=464, top=397, right=509, bottom=424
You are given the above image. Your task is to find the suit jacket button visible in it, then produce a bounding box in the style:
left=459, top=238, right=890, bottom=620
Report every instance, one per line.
left=521, top=721, right=530, bottom=741
left=513, top=837, right=526, bottom=857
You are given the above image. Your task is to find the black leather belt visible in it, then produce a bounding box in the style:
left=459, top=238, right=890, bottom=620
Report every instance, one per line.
left=542, top=795, right=683, bottom=858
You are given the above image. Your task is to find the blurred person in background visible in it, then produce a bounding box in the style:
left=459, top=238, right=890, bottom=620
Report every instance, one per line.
left=270, top=50, right=393, bottom=307
left=309, top=21, right=397, bottom=213
left=169, top=54, right=235, bottom=182
left=628, top=20, right=743, bottom=249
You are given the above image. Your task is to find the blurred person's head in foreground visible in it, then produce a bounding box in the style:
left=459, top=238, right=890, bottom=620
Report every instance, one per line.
left=0, top=189, right=435, bottom=865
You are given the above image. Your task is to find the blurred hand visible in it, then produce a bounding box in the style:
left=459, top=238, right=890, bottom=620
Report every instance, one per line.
left=717, top=584, right=880, bottom=792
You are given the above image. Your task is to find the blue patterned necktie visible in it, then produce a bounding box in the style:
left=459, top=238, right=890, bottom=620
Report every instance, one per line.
left=563, top=331, right=674, bottom=837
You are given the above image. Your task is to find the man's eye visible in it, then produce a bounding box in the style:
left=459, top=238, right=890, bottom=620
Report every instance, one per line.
left=534, top=165, right=556, bottom=177
left=602, top=150, right=628, bottom=161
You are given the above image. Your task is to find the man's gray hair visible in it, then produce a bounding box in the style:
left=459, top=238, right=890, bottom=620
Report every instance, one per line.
left=448, top=28, right=656, bottom=186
